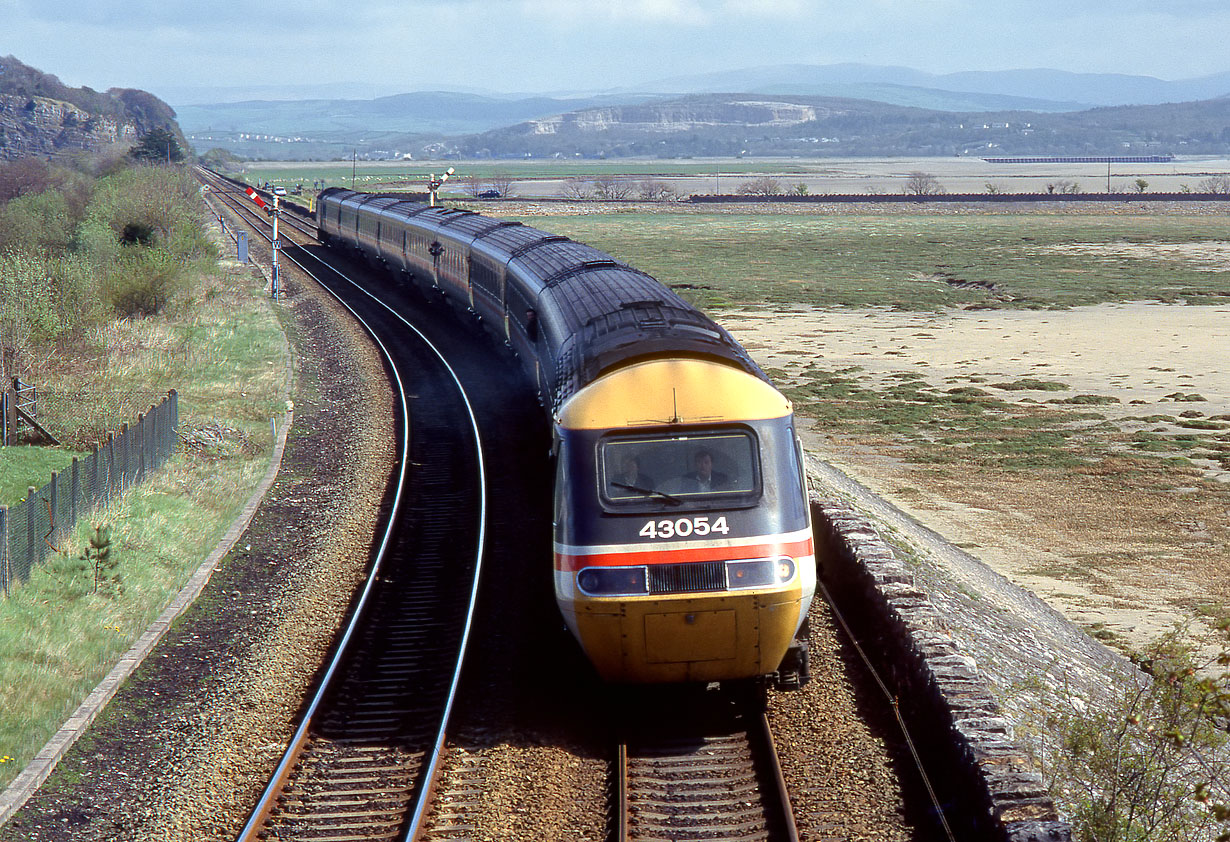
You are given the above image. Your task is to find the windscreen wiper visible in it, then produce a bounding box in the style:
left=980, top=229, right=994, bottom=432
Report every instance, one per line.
left=612, top=482, right=682, bottom=506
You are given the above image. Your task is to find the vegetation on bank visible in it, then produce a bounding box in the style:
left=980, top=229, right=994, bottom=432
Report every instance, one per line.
left=0, top=148, right=288, bottom=792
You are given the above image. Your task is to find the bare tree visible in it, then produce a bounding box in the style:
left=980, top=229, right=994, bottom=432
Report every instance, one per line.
left=458, top=174, right=483, bottom=199
left=489, top=171, right=515, bottom=199
left=561, top=177, right=592, bottom=200
left=590, top=175, right=634, bottom=200
left=636, top=178, right=679, bottom=202
left=1199, top=174, right=1230, bottom=194
left=735, top=176, right=782, bottom=196
left=904, top=171, right=944, bottom=196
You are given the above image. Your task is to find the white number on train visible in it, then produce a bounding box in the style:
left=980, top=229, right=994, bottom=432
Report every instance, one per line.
left=638, top=516, right=729, bottom=539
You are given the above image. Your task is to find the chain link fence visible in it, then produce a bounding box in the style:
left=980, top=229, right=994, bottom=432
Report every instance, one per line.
left=1, top=390, right=179, bottom=596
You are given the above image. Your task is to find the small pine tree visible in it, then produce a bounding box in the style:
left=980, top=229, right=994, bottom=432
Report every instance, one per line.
left=84, top=524, right=115, bottom=593
left=129, top=127, right=184, bottom=164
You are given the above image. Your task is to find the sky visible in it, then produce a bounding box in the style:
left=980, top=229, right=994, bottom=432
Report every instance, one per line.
left=3, top=0, right=1230, bottom=103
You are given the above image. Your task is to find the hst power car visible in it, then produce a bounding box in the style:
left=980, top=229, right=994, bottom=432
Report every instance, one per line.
left=317, top=188, right=815, bottom=687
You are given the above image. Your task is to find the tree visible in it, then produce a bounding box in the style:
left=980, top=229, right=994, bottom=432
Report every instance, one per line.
left=735, top=176, right=782, bottom=196
left=457, top=174, right=483, bottom=199
left=1199, top=174, right=1230, bottom=194
left=904, top=171, right=944, bottom=195
left=561, top=177, right=591, bottom=200
left=1134, top=178, right=1149, bottom=193
left=129, top=127, right=184, bottom=164
left=489, top=171, right=515, bottom=199
left=592, top=175, right=634, bottom=200
left=0, top=157, right=56, bottom=203
left=636, top=178, right=679, bottom=201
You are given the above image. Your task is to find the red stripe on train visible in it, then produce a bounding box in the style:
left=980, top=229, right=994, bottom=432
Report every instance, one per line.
left=554, top=537, right=813, bottom=572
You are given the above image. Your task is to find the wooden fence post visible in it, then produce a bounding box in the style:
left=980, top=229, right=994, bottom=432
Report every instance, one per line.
left=71, top=457, right=79, bottom=526
left=137, top=413, right=146, bottom=484
left=26, top=486, right=35, bottom=577
left=1, top=505, right=8, bottom=597
left=49, top=471, right=58, bottom=545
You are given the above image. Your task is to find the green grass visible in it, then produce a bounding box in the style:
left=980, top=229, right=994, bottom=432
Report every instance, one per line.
left=500, top=212, right=1230, bottom=311
left=0, top=447, right=88, bottom=505
left=0, top=248, right=288, bottom=791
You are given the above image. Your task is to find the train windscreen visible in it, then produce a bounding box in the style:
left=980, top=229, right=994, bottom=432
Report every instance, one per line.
left=601, top=431, right=758, bottom=504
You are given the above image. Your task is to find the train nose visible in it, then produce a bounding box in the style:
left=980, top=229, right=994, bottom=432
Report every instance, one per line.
left=644, top=608, right=738, bottom=663
left=573, top=589, right=803, bottom=683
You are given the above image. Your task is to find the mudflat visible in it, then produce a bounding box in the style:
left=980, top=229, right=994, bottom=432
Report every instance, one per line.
left=723, top=301, right=1230, bottom=651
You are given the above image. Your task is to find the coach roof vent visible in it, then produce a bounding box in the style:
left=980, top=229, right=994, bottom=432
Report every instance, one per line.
left=510, top=235, right=570, bottom=259
left=542, top=260, right=625, bottom=287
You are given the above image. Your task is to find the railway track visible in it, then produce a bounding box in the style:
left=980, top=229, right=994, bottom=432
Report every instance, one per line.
left=195, top=169, right=932, bottom=841
left=614, top=686, right=798, bottom=842
left=198, top=168, right=490, bottom=841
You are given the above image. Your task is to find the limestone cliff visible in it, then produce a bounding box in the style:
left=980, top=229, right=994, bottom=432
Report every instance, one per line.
left=0, top=55, right=184, bottom=160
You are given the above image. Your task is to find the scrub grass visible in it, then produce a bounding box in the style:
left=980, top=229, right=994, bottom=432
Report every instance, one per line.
left=0, top=245, right=288, bottom=791
left=508, top=212, right=1230, bottom=311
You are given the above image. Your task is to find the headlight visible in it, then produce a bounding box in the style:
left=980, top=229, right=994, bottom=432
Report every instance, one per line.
left=577, top=566, right=649, bottom=596
left=726, top=557, right=796, bottom=590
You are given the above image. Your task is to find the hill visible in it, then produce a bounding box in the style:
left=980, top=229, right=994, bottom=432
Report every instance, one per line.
left=0, top=55, right=185, bottom=161
left=632, top=64, right=1230, bottom=108
left=453, top=93, right=1230, bottom=159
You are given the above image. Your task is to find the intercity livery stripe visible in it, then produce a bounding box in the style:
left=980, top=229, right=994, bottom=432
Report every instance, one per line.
left=554, top=532, right=814, bottom=572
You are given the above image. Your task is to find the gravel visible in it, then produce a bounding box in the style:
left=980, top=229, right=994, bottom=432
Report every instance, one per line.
left=0, top=211, right=396, bottom=842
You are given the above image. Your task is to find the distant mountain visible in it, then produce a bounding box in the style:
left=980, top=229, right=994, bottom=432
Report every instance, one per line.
left=175, top=91, right=665, bottom=138
left=633, top=63, right=1230, bottom=108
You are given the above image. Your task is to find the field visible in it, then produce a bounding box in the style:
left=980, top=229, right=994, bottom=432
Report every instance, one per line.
left=234, top=154, right=1230, bottom=199
left=506, top=202, right=1230, bottom=653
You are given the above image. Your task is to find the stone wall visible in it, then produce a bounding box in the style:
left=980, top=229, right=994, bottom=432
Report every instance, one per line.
left=813, top=496, right=1074, bottom=841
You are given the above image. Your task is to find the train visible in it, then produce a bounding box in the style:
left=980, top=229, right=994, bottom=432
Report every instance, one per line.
left=316, top=187, right=815, bottom=689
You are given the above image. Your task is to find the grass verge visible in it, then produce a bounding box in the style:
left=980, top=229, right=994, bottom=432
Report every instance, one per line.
left=0, top=239, right=288, bottom=791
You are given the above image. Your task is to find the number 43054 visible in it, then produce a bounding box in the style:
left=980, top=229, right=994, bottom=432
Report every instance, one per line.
left=639, top=516, right=729, bottom=539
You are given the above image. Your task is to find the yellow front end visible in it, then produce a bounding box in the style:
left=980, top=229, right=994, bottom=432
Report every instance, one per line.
left=568, top=584, right=804, bottom=683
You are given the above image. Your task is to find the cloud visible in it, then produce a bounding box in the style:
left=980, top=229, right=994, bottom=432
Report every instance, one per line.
left=519, top=0, right=711, bottom=25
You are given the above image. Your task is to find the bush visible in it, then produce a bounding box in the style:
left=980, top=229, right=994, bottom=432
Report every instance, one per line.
left=83, top=165, right=208, bottom=259
left=103, top=249, right=188, bottom=318
left=1024, top=627, right=1230, bottom=842
left=0, top=189, right=74, bottom=254
left=736, top=176, right=782, bottom=195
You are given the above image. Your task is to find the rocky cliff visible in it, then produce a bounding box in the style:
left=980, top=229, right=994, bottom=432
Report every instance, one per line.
left=0, top=55, right=183, bottom=161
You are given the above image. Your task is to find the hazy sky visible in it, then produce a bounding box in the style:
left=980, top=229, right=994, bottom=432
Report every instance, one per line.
left=4, top=0, right=1229, bottom=101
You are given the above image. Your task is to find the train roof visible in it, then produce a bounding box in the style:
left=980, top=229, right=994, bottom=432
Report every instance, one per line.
left=317, top=187, right=769, bottom=409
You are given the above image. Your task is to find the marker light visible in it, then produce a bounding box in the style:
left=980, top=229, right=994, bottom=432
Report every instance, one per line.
left=726, top=557, right=796, bottom=590
left=577, top=566, right=649, bottom=596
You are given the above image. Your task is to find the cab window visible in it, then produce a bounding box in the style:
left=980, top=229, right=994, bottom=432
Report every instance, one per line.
left=600, top=430, right=759, bottom=507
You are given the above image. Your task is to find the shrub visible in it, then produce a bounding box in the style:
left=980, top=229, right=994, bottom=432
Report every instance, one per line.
left=103, top=249, right=187, bottom=318
left=736, top=176, right=782, bottom=196
left=1023, top=627, right=1230, bottom=842
left=0, top=189, right=73, bottom=254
